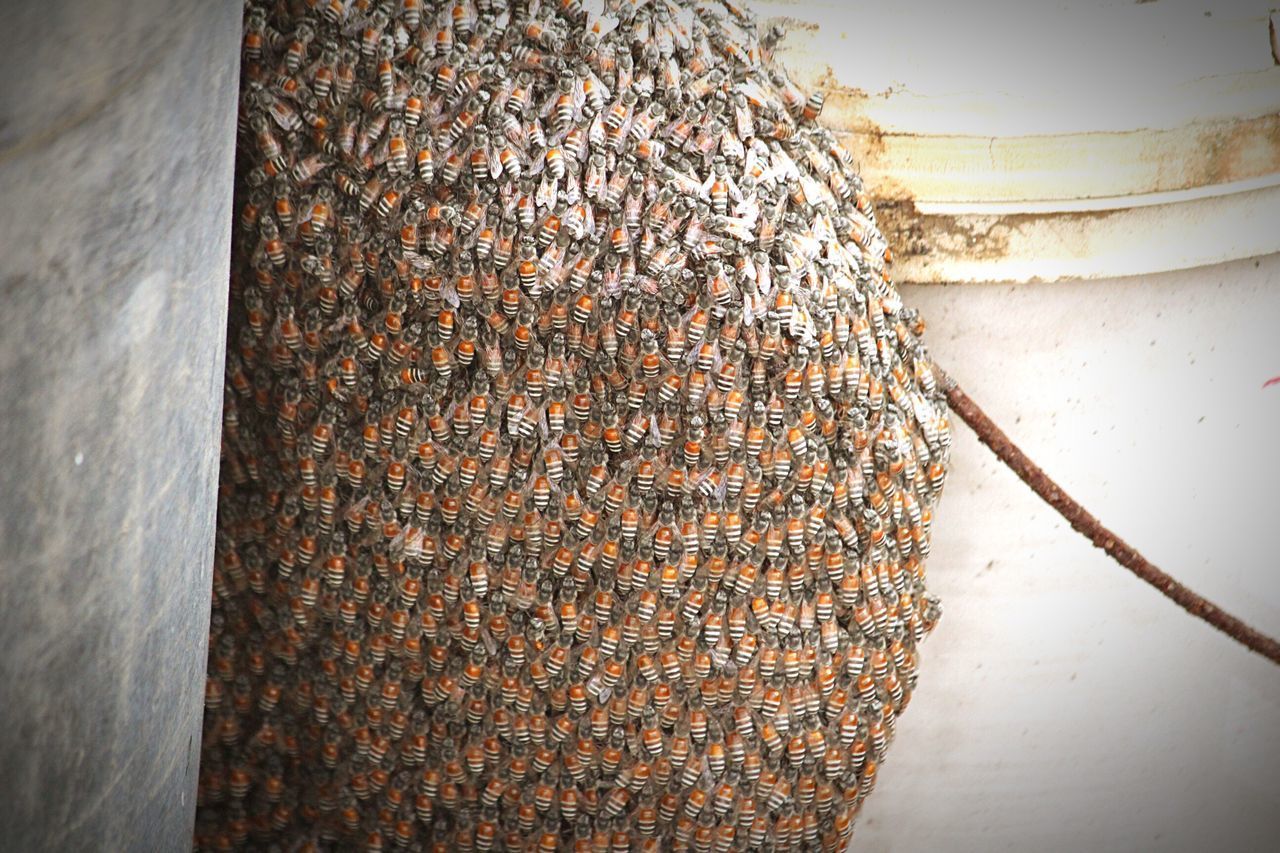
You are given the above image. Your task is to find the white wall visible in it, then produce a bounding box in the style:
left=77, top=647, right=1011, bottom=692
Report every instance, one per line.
left=851, top=254, right=1280, bottom=851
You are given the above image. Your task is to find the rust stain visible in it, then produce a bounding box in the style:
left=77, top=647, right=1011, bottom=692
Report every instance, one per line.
left=884, top=205, right=1016, bottom=266
left=769, top=14, right=819, bottom=34
left=812, top=66, right=1280, bottom=280
left=825, top=107, right=1280, bottom=202
left=1196, top=112, right=1280, bottom=189
left=915, top=213, right=1012, bottom=263
left=875, top=199, right=930, bottom=260
left=884, top=206, right=1146, bottom=284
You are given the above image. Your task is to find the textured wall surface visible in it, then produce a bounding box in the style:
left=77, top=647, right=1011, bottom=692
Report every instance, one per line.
left=0, top=2, right=240, bottom=849
left=855, top=254, right=1280, bottom=851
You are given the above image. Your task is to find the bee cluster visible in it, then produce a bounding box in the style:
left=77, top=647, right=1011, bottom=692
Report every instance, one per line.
left=198, top=0, right=951, bottom=850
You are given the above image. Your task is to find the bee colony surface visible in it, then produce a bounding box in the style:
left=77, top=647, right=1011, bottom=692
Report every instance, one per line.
left=199, top=0, right=951, bottom=850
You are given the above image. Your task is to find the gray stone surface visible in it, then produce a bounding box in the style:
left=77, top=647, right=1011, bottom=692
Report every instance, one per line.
left=0, top=2, right=240, bottom=849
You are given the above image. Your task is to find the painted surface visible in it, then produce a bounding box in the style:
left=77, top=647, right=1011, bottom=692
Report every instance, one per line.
left=854, top=253, right=1280, bottom=851
left=754, top=0, right=1280, bottom=281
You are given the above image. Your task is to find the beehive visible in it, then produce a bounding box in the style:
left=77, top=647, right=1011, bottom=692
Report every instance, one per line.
left=197, top=1, right=951, bottom=849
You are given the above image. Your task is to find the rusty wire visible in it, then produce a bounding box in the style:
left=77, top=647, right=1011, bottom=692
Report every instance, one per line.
left=938, top=370, right=1280, bottom=667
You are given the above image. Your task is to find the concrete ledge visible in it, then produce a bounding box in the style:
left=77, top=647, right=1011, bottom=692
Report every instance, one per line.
left=755, top=0, right=1280, bottom=282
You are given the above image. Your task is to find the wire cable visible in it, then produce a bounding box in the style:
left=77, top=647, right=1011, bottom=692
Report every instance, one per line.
left=939, top=369, right=1280, bottom=666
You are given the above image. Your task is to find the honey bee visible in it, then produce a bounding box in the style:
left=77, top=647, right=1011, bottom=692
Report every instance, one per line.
left=203, top=0, right=947, bottom=847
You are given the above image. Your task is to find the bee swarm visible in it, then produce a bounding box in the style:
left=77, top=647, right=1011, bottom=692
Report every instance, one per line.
left=199, top=0, right=951, bottom=850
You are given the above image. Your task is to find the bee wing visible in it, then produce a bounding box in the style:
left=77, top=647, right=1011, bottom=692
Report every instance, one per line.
left=733, top=193, right=760, bottom=223
left=774, top=149, right=801, bottom=181
left=794, top=304, right=818, bottom=347
left=699, top=170, right=718, bottom=197
left=587, top=111, right=607, bottom=148
left=536, top=171, right=558, bottom=208
left=735, top=79, right=766, bottom=109
left=590, top=70, right=612, bottom=105
left=724, top=169, right=747, bottom=203
left=526, top=147, right=547, bottom=179
left=390, top=521, right=415, bottom=555
left=726, top=216, right=756, bottom=244
left=647, top=415, right=665, bottom=446
left=266, top=97, right=302, bottom=132
left=720, top=128, right=745, bottom=164
left=744, top=285, right=765, bottom=326
left=584, top=4, right=620, bottom=39
left=561, top=170, right=580, bottom=204
left=667, top=170, right=700, bottom=198
left=812, top=212, right=836, bottom=245
left=735, top=101, right=754, bottom=138
left=586, top=167, right=606, bottom=204
left=803, top=175, right=834, bottom=207
left=442, top=278, right=461, bottom=308
left=494, top=76, right=517, bottom=110
left=671, top=1, right=697, bottom=38
left=755, top=161, right=782, bottom=189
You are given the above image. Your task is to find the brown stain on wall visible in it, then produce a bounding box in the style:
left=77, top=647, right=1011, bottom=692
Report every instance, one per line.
left=821, top=102, right=1280, bottom=278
